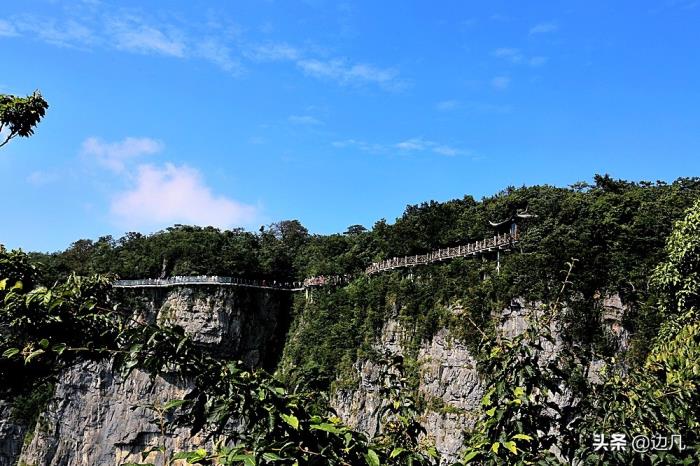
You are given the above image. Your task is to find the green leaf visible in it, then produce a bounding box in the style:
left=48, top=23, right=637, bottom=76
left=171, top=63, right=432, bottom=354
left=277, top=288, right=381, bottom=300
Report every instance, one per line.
left=365, top=449, right=380, bottom=466
left=281, top=413, right=299, bottom=430
left=162, top=399, right=187, bottom=411
left=172, top=449, right=209, bottom=462
left=25, top=349, right=45, bottom=363
left=227, top=453, right=256, bottom=466
left=52, top=343, right=67, bottom=355
left=262, top=452, right=283, bottom=462
left=39, top=338, right=50, bottom=349
left=503, top=441, right=517, bottom=454
left=491, top=442, right=500, bottom=454
left=310, top=422, right=342, bottom=434
left=2, top=348, right=20, bottom=359
left=462, top=451, right=479, bottom=463
left=389, top=447, right=405, bottom=458
left=512, top=433, right=533, bottom=441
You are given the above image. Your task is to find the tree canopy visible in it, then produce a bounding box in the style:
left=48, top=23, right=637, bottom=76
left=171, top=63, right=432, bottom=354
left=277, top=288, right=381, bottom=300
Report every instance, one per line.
left=0, top=90, right=49, bottom=149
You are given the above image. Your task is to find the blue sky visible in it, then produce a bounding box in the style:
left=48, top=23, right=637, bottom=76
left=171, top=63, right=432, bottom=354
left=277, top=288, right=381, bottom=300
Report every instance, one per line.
left=1, top=0, right=699, bottom=252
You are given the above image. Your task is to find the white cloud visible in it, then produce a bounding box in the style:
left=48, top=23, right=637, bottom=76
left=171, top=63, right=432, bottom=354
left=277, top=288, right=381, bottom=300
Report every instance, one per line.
left=82, top=136, right=163, bottom=172
left=396, top=138, right=428, bottom=151
left=246, top=42, right=405, bottom=90
left=333, top=137, right=468, bottom=157
left=331, top=139, right=385, bottom=154
left=529, top=21, right=559, bottom=35
left=196, top=38, right=241, bottom=73
left=247, top=42, right=300, bottom=61
left=395, top=137, right=467, bottom=156
left=432, top=145, right=460, bottom=156
left=288, top=115, right=322, bottom=125
left=297, top=58, right=404, bottom=90
left=436, top=100, right=459, bottom=111
left=108, top=19, right=185, bottom=57
left=0, top=19, right=19, bottom=37
left=493, top=47, right=523, bottom=63
left=12, top=16, right=95, bottom=48
left=110, top=163, right=258, bottom=230
left=528, top=56, right=548, bottom=67
left=493, top=48, right=547, bottom=67
left=491, top=76, right=511, bottom=90
left=3, top=6, right=404, bottom=91
left=26, top=171, right=60, bottom=186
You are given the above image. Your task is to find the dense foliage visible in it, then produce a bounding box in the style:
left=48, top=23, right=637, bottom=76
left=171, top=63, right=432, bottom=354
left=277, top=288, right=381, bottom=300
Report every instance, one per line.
left=0, top=90, right=48, bottom=149
left=280, top=176, right=700, bottom=389
left=4, top=176, right=700, bottom=464
left=456, top=201, right=700, bottom=464
left=1, top=246, right=438, bottom=465
left=30, top=176, right=700, bottom=386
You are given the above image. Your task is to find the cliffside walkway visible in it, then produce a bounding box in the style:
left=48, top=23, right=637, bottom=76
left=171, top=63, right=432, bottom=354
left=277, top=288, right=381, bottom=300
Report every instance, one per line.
left=113, top=276, right=305, bottom=291
left=365, top=230, right=518, bottom=275
left=113, top=229, right=519, bottom=291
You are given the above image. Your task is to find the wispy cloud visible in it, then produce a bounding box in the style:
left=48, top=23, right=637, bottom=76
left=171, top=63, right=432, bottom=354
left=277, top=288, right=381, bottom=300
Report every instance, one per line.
left=493, top=48, right=547, bottom=67
left=331, top=139, right=386, bottom=154
left=110, top=163, right=259, bottom=230
left=1, top=5, right=404, bottom=91
left=288, top=115, right=322, bottom=125
left=82, top=136, right=163, bottom=173
left=491, top=76, right=511, bottom=90
left=395, top=137, right=468, bottom=156
left=26, top=170, right=60, bottom=186
left=528, top=56, right=548, bottom=66
left=196, top=38, right=242, bottom=74
left=246, top=42, right=301, bottom=61
left=436, top=100, right=459, bottom=111
left=246, top=42, right=405, bottom=89
left=297, top=58, right=405, bottom=90
left=107, top=17, right=185, bottom=57
left=0, top=20, right=19, bottom=37
left=333, top=137, right=470, bottom=157
left=12, top=16, right=95, bottom=48
left=529, top=21, right=559, bottom=35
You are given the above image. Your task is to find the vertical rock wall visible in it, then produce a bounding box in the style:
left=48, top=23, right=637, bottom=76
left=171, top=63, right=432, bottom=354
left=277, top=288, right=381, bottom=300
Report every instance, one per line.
left=331, top=295, right=630, bottom=464
left=11, top=285, right=290, bottom=466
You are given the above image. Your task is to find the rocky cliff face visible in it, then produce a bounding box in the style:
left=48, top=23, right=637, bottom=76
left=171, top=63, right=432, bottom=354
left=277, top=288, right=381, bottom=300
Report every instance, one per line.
left=332, top=309, right=482, bottom=465
left=0, top=401, right=25, bottom=466
left=5, top=286, right=290, bottom=466
left=2, top=287, right=628, bottom=466
left=331, top=295, right=630, bottom=464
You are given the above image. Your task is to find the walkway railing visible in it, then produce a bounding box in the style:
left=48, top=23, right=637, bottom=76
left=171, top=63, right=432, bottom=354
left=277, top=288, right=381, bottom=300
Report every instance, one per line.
left=113, top=275, right=304, bottom=291
left=113, top=229, right=520, bottom=291
left=365, top=230, right=518, bottom=275
left=303, top=274, right=352, bottom=288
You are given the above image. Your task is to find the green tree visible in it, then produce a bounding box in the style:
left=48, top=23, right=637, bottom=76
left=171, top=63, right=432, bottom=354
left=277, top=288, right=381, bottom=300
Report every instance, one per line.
left=575, top=199, right=700, bottom=464
left=0, top=91, right=49, bottom=149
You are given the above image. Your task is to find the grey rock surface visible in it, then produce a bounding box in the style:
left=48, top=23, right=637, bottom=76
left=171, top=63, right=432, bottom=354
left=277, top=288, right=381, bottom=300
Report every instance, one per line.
left=18, top=360, right=202, bottom=466
left=0, top=400, right=26, bottom=466
left=13, top=286, right=288, bottom=466
left=331, top=294, right=630, bottom=464
left=5, top=287, right=630, bottom=465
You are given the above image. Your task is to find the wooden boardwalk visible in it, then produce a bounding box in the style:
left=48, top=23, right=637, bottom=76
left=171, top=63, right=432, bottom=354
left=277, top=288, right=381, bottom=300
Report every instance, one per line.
left=365, top=230, right=518, bottom=275
left=113, top=228, right=519, bottom=291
